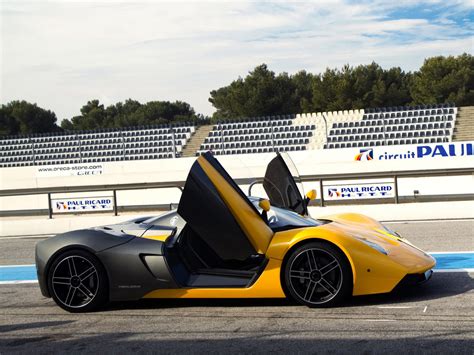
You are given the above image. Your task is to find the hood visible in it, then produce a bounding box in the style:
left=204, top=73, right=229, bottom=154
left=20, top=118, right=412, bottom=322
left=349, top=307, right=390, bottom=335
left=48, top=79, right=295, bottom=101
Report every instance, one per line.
left=321, top=212, right=382, bottom=229
left=95, top=217, right=154, bottom=238
left=321, top=212, right=407, bottom=249
left=318, top=213, right=435, bottom=271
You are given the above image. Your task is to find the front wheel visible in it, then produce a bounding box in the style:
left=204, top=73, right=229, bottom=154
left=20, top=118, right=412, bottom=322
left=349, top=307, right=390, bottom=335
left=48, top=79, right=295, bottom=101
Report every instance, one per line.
left=47, top=249, right=108, bottom=313
left=283, top=241, right=352, bottom=307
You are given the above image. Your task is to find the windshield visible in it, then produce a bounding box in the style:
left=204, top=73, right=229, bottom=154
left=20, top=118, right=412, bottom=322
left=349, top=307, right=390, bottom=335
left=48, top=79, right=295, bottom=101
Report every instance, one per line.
left=142, top=195, right=324, bottom=235
left=268, top=205, right=322, bottom=230
left=249, top=197, right=324, bottom=231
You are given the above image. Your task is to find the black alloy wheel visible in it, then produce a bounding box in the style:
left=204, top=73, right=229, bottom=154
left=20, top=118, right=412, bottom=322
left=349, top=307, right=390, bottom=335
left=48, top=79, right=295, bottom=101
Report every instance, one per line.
left=48, top=250, right=108, bottom=312
left=284, top=241, right=352, bottom=307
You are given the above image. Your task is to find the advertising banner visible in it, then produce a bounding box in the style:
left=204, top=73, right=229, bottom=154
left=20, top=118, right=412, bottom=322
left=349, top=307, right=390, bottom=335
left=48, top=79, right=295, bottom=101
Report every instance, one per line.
left=52, top=197, right=113, bottom=213
left=324, top=182, right=395, bottom=200
left=352, top=142, right=472, bottom=162
left=36, top=164, right=104, bottom=178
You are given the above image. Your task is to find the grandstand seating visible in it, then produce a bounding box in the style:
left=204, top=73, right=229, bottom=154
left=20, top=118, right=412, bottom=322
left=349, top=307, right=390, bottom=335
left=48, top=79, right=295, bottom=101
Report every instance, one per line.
left=197, top=115, right=316, bottom=155
left=0, top=103, right=461, bottom=167
left=324, top=103, right=456, bottom=149
left=296, top=109, right=365, bottom=150
left=0, top=123, right=195, bottom=168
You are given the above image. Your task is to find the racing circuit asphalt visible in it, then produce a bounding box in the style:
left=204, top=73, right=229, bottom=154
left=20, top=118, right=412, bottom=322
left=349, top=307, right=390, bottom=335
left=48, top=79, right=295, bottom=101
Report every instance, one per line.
left=0, top=219, right=473, bottom=353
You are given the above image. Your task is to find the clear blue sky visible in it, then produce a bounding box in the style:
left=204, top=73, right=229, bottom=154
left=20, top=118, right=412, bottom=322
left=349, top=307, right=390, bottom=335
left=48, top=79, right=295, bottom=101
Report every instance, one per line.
left=1, top=0, right=473, bottom=121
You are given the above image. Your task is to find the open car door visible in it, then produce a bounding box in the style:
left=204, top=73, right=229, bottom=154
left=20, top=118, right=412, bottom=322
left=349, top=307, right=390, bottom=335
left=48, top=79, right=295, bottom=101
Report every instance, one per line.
left=178, top=152, right=274, bottom=262
left=263, top=153, right=307, bottom=215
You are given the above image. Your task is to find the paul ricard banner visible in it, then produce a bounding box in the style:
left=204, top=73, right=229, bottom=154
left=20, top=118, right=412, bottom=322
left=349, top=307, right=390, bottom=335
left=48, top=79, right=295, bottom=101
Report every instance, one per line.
left=323, top=181, right=395, bottom=200
left=52, top=196, right=113, bottom=213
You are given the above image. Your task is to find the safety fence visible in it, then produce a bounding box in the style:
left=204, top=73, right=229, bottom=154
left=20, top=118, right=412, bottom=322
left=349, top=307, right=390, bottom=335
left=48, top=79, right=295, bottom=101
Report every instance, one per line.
left=0, top=166, right=472, bottom=218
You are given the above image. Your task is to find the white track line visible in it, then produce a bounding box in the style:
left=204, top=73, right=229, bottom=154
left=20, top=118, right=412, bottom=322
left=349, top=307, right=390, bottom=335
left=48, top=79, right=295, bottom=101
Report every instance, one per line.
left=0, top=264, right=34, bottom=268
left=429, top=251, right=474, bottom=254
left=384, top=219, right=474, bottom=224
left=0, top=280, right=38, bottom=284
left=435, top=268, right=474, bottom=272
left=0, top=235, right=54, bottom=240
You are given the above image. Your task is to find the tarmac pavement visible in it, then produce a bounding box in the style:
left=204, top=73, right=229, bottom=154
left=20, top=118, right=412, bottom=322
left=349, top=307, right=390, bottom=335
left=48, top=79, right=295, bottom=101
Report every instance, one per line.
left=0, top=220, right=472, bottom=353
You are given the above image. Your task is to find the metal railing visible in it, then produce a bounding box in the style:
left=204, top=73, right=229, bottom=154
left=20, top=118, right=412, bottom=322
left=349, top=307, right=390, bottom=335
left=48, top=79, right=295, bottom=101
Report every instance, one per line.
left=0, top=166, right=472, bottom=218
left=248, top=166, right=473, bottom=207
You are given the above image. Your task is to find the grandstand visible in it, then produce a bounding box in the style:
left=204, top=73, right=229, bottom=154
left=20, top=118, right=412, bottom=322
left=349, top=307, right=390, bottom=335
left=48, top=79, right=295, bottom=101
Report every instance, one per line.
left=324, top=103, right=457, bottom=149
left=0, top=123, right=195, bottom=167
left=195, top=103, right=464, bottom=154
left=197, top=115, right=315, bottom=155
left=0, top=104, right=472, bottom=168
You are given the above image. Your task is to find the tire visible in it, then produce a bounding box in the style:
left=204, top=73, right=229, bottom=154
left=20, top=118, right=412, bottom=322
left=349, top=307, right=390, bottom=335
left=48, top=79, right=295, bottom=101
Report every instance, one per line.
left=47, top=249, right=108, bottom=313
left=283, top=241, right=352, bottom=307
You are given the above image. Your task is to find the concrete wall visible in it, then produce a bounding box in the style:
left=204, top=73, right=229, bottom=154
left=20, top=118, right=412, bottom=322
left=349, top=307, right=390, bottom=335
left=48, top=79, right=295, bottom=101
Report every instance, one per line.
left=0, top=142, right=473, bottom=236
left=1, top=142, right=473, bottom=192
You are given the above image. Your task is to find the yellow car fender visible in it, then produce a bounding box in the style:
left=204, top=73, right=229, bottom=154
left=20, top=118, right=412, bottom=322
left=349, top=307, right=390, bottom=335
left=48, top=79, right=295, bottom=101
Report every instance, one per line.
left=267, top=225, right=410, bottom=296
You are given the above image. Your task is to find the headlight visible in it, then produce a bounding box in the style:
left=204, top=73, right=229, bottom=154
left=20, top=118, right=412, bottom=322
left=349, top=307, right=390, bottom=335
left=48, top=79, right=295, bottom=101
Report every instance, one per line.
left=382, top=224, right=402, bottom=239
left=357, top=238, right=388, bottom=255
left=378, top=225, right=421, bottom=251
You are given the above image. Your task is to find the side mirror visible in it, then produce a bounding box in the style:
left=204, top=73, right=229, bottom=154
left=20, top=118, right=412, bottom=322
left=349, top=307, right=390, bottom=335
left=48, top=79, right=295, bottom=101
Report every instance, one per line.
left=259, top=199, right=270, bottom=224
left=306, top=189, right=317, bottom=201
left=258, top=199, right=271, bottom=212
left=304, top=189, right=317, bottom=214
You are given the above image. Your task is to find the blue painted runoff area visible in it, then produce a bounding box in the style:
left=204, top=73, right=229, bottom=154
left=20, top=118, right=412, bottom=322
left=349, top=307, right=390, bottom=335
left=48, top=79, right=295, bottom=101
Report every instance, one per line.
left=0, top=252, right=473, bottom=282
left=430, top=252, right=474, bottom=270
left=0, top=265, right=37, bottom=282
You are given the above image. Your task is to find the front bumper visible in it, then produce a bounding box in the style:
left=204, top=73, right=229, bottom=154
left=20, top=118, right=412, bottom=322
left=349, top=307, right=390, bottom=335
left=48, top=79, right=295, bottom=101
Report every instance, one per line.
left=397, top=269, right=434, bottom=287
left=35, top=243, right=50, bottom=298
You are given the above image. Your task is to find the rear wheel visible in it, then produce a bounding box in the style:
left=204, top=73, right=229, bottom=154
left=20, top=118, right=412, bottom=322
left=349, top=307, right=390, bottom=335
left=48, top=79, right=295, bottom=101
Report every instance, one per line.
left=283, top=241, right=352, bottom=307
left=47, top=250, right=108, bottom=313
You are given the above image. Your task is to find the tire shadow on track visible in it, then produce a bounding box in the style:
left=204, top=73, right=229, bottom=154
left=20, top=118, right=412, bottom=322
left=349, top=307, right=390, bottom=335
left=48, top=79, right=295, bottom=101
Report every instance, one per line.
left=102, top=271, right=473, bottom=311
left=349, top=271, right=473, bottom=307
left=105, top=298, right=294, bottom=311
left=0, top=320, right=74, bottom=334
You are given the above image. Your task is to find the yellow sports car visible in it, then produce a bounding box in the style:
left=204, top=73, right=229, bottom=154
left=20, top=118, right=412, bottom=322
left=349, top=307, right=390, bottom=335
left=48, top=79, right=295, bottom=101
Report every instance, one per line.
left=35, top=152, right=435, bottom=312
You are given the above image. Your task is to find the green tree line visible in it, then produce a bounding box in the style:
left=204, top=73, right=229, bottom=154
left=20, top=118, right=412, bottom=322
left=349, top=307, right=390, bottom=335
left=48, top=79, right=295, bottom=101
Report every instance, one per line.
left=1, top=53, right=472, bottom=136
left=60, top=99, right=203, bottom=131
left=210, top=53, right=473, bottom=120
left=0, top=99, right=204, bottom=136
